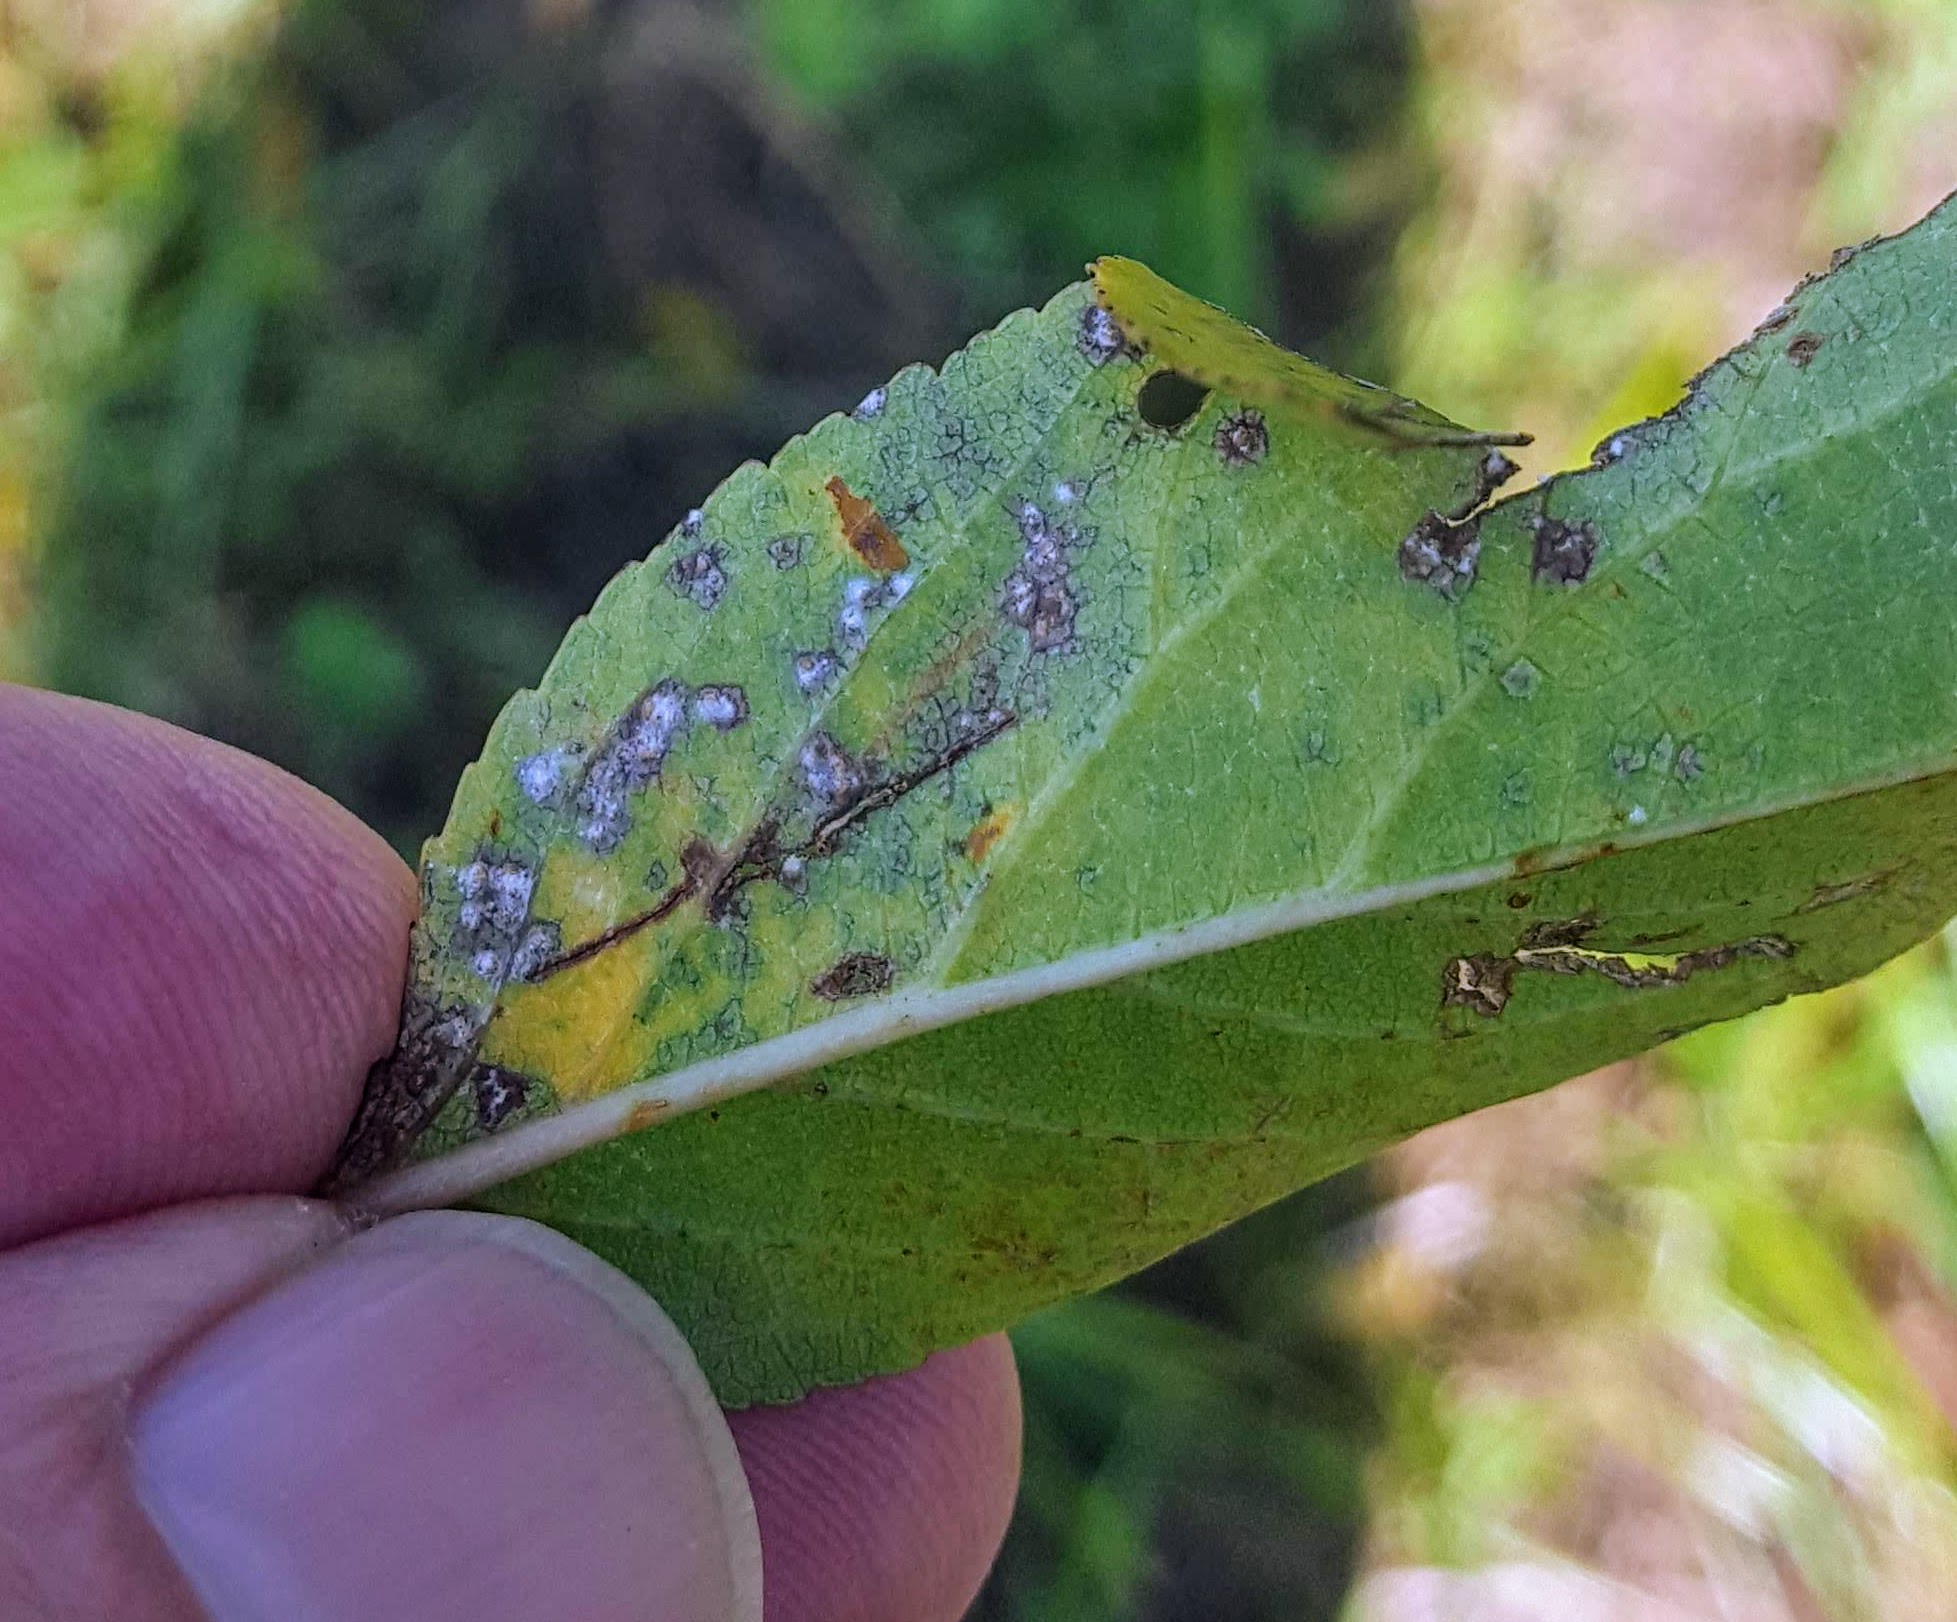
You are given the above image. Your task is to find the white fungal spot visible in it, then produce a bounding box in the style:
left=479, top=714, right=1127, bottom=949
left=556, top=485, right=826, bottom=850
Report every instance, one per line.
left=1629, top=804, right=1649, bottom=826
left=472, top=949, right=501, bottom=980
left=1078, top=304, right=1127, bottom=365
left=1003, top=501, right=1079, bottom=652
left=1052, top=481, right=1078, bottom=506
left=516, top=744, right=582, bottom=806
left=456, top=858, right=534, bottom=934
left=691, top=685, right=749, bottom=732
left=576, top=681, right=690, bottom=851
left=508, top=922, right=562, bottom=982
left=885, top=571, right=914, bottom=603
left=838, top=574, right=897, bottom=647
left=799, top=732, right=862, bottom=804
left=794, top=649, right=840, bottom=695
left=854, top=387, right=886, bottom=420
left=488, top=863, right=536, bottom=924
left=681, top=508, right=705, bottom=537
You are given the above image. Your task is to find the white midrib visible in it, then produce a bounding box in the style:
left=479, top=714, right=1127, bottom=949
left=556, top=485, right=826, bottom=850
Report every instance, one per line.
left=353, top=752, right=1955, bottom=1217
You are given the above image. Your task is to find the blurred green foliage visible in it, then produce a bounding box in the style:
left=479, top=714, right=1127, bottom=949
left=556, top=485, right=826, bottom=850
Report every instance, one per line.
left=751, top=0, right=1411, bottom=327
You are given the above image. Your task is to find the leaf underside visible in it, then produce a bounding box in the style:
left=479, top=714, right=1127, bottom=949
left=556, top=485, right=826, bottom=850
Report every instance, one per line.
left=333, top=203, right=1957, bottom=1405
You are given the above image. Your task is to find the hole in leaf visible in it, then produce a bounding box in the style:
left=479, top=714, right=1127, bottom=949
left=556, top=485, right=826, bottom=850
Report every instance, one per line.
left=1136, top=369, right=1210, bottom=432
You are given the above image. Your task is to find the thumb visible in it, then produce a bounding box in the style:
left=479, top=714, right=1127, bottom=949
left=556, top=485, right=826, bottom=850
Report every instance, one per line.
left=1, top=1199, right=761, bottom=1622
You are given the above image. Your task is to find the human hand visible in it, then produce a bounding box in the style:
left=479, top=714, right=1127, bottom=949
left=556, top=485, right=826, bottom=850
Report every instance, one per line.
left=0, top=684, right=1020, bottom=1622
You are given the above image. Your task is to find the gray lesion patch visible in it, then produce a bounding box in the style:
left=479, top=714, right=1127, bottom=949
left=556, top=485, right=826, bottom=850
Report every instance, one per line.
left=1002, top=500, right=1083, bottom=652
left=1444, top=925, right=1795, bottom=1018
left=531, top=709, right=1018, bottom=981
left=1399, top=511, right=1483, bottom=600
left=469, top=1063, right=536, bottom=1133
left=322, top=992, right=486, bottom=1192
left=1455, top=449, right=1519, bottom=518
left=1213, top=409, right=1269, bottom=468
left=1078, top=303, right=1132, bottom=365
left=1529, top=515, right=1603, bottom=586
left=575, top=680, right=689, bottom=852
left=810, top=951, right=897, bottom=1001
left=516, top=743, right=585, bottom=806
left=1395, top=448, right=1518, bottom=601
left=666, top=546, right=729, bottom=610
left=507, top=920, right=563, bottom=983
left=453, top=853, right=539, bottom=983
left=767, top=533, right=810, bottom=570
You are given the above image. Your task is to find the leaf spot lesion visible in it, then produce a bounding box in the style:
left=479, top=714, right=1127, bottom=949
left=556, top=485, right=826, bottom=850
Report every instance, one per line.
left=527, top=711, right=1020, bottom=981
left=810, top=952, right=897, bottom=1002
left=826, top=476, right=911, bottom=572
left=1443, top=922, right=1796, bottom=1018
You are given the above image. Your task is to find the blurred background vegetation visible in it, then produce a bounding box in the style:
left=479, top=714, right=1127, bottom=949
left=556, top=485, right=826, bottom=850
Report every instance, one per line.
left=3, top=0, right=1955, bottom=1616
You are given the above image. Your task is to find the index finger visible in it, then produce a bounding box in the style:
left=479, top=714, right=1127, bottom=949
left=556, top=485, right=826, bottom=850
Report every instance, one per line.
left=0, top=684, right=417, bottom=1248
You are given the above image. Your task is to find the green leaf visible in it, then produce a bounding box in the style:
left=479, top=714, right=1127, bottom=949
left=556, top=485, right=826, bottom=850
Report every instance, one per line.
left=332, top=198, right=1957, bottom=1405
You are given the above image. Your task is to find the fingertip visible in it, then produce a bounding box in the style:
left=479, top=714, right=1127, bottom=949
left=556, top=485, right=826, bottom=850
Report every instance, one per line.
left=727, top=1338, right=1022, bottom=1622
left=128, top=1211, right=762, bottom=1622
left=0, top=685, right=417, bottom=1245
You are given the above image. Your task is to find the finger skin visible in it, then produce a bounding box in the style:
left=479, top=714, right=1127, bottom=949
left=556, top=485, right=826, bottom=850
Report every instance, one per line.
left=0, top=1197, right=1021, bottom=1622
left=0, top=684, right=417, bottom=1247
left=0, top=1198, right=352, bottom=1621
left=730, top=1336, right=1022, bottom=1622
left=0, top=685, right=1023, bottom=1618
left=127, top=1210, right=764, bottom=1622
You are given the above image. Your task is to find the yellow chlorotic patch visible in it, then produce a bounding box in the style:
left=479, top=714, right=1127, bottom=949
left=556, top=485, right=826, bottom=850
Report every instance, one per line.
left=489, top=942, right=652, bottom=1103
left=1090, top=257, right=1528, bottom=450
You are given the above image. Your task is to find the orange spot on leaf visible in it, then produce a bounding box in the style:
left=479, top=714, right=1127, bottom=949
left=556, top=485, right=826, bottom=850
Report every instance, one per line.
left=964, top=806, right=1015, bottom=863
left=826, top=476, right=910, bottom=572
left=623, top=1098, right=670, bottom=1135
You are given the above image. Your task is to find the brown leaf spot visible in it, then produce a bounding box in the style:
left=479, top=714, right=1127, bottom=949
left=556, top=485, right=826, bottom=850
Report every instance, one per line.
left=1399, top=511, right=1481, bottom=600
left=1529, top=514, right=1602, bottom=586
left=623, top=1098, right=670, bottom=1134
left=469, top=1064, right=534, bottom=1133
left=963, top=805, right=1015, bottom=862
left=810, top=952, right=897, bottom=1002
left=1786, top=331, right=1825, bottom=368
left=1796, top=872, right=1890, bottom=914
left=1212, top=408, right=1269, bottom=468
left=1444, top=955, right=1516, bottom=1017
left=826, top=476, right=910, bottom=572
